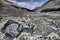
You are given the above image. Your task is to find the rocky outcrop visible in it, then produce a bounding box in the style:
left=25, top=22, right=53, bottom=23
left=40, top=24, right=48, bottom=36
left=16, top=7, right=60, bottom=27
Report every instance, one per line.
left=0, top=0, right=60, bottom=40
left=1, top=20, right=34, bottom=39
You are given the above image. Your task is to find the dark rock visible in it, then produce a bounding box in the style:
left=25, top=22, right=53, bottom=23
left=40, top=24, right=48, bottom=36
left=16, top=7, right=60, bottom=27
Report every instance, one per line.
left=1, top=20, right=34, bottom=38
left=1, top=20, right=20, bottom=38
left=1, top=36, right=13, bottom=40
left=18, top=21, right=34, bottom=34
left=41, top=8, right=60, bottom=12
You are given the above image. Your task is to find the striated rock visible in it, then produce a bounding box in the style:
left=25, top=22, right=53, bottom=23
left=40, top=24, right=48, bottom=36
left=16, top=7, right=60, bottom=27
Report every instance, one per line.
left=1, top=36, right=13, bottom=40
left=18, top=21, right=34, bottom=33
left=1, top=20, right=19, bottom=38
left=1, top=20, right=34, bottom=38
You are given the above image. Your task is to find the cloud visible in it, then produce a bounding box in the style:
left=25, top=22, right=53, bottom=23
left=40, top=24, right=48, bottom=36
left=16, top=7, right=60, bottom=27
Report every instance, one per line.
left=8, top=0, right=48, bottom=10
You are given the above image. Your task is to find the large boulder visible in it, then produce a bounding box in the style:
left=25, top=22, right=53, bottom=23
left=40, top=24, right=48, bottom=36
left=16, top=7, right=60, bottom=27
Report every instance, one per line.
left=1, top=20, right=34, bottom=38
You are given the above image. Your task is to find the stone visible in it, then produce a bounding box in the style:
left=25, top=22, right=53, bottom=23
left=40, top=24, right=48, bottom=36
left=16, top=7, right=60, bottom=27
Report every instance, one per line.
left=1, top=20, right=20, bottom=38
left=5, top=23, right=19, bottom=38
left=1, top=20, right=34, bottom=38
left=18, top=21, right=34, bottom=33
left=1, top=36, right=13, bottom=40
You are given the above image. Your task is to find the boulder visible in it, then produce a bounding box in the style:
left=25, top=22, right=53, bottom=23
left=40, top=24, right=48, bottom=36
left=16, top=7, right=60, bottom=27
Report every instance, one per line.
left=1, top=20, right=34, bottom=38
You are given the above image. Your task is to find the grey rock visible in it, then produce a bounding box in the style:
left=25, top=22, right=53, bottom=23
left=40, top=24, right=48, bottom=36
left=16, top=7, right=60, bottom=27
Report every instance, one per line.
left=1, top=20, right=20, bottom=38
left=5, top=23, right=19, bottom=38
left=1, top=20, right=34, bottom=38
left=18, top=21, right=34, bottom=33
left=1, top=36, right=13, bottom=40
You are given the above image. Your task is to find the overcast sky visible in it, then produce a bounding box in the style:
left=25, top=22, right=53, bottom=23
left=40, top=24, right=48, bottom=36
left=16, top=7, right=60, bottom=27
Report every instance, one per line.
left=15, top=0, right=47, bottom=2
left=8, top=0, right=48, bottom=10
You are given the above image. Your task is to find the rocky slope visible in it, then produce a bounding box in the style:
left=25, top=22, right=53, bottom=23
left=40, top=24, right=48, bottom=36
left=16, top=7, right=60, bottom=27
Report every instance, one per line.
left=0, top=0, right=60, bottom=40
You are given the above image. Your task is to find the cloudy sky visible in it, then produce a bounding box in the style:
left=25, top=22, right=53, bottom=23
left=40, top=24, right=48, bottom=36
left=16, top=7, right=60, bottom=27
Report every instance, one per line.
left=8, top=0, right=48, bottom=10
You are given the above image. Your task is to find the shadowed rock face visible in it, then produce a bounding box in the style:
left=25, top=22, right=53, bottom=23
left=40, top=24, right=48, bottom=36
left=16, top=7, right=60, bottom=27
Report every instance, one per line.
left=41, top=8, right=60, bottom=12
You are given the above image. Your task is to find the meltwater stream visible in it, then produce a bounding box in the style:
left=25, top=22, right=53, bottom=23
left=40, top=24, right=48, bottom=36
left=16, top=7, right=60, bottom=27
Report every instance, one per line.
left=8, top=0, right=48, bottom=10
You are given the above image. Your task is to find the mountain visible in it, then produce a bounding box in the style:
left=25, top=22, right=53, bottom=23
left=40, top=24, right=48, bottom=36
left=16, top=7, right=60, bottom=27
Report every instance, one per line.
left=0, top=0, right=60, bottom=40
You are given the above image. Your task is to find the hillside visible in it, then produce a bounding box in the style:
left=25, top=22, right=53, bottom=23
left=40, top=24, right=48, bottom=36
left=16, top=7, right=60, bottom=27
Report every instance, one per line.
left=0, top=0, right=60, bottom=40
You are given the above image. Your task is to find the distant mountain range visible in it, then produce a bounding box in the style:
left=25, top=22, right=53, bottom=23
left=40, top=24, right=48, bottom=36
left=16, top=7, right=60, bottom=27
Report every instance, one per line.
left=7, top=0, right=48, bottom=10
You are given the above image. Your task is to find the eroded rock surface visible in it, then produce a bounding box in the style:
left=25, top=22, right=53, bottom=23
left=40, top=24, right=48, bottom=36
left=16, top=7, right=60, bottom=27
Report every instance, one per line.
left=0, top=17, right=60, bottom=40
left=1, top=20, right=34, bottom=39
left=0, top=0, right=60, bottom=40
